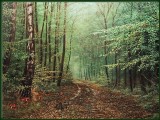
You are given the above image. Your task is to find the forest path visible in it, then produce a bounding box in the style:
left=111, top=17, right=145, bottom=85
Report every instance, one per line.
left=21, top=80, right=152, bottom=119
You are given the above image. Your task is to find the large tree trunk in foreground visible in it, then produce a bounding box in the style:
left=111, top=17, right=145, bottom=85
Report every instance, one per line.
left=21, top=2, right=35, bottom=98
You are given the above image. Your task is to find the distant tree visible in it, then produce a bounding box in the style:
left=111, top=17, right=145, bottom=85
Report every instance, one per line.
left=48, top=3, right=54, bottom=70
left=39, top=3, right=47, bottom=65
left=96, top=3, right=113, bottom=80
left=44, top=3, right=48, bottom=66
left=53, top=2, right=59, bottom=81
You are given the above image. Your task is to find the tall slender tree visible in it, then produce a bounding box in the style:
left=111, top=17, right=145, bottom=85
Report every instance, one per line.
left=53, top=2, right=59, bottom=81
left=96, top=3, right=113, bottom=80
left=48, top=3, right=54, bottom=69
left=39, top=3, right=47, bottom=65
left=66, top=16, right=77, bottom=73
left=57, top=2, right=67, bottom=86
left=44, top=3, right=48, bottom=66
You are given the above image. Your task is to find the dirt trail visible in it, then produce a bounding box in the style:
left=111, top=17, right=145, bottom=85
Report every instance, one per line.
left=21, top=80, right=152, bottom=119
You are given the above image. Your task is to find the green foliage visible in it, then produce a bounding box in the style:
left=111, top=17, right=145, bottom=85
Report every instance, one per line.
left=3, top=52, right=26, bottom=94
left=2, top=2, right=27, bottom=95
left=152, top=113, right=159, bottom=119
left=95, top=2, right=159, bottom=74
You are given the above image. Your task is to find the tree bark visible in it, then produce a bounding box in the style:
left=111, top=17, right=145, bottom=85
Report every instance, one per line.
left=44, top=3, right=48, bottom=67
left=155, top=30, right=159, bottom=83
left=39, top=3, right=47, bottom=65
left=21, top=2, right=35, bottom=98
left=114, top=53, right=118, bottom=87
left=57, top=3, right=62, bottom=70
left=124, top=69, right=127, bottom=87
left=53, top=3, right=59, bottom=81
left=104, top=41, right=109, bottom=79
left=118, top=61, right=121, bottom=85
left=128, top=49, right=133, bottom=92
left=140, top=72, right=147, bottom=94
left=34, top=2, right=38, bottom=38
left=66, top=18, right=76, bottom=73
left=57, top=2, right=67, bottom=86
left=133, top=65, right=137, bottom=88
left=48, top=3, right=54, bottom=70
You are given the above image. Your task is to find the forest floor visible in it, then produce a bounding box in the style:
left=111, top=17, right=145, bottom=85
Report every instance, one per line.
left=3, top=80, right=157, bottom=119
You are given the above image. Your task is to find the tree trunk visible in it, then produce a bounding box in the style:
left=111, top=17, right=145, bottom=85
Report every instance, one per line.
left=140, top=72, right=147, bottom=94
left=34, top=2, right=40, bottom=66
left=53, top=3, right=59, bottom=81
left=118, top=61, right=121, bottom=85
left=57, top=2, right=67, bottom=86
left=124, top=69, right=127, bottom=88
left=133, top=65, right=137, bottom=88
left=56, top=3, right=61, bottom=70
left=21, top=2, right=35, bottom=98
left=104, top=15, right=109, bottom=80
left=19, top=3, right=25, bottom=43
left=129, top=69, right=133, bottom=92
left=3, top=2, right=17, bottom=74
left=44, top=3, right=48, bottom=67
left=48, top=3, right=54, bottom=70
left=23, top=3, right=28, bottom=77
left=155, top=30, right=159, bottom=83
left=39, top=3, right=47, bottom=65
left=104, top=41, right=109, bottom=79
left=34, top=2, right=38, bottom=38
left=114, top=53, right=118, bottom=88
left=66, top=20, right=75, bottom=73
left=128, top=49, right=133, bottom=92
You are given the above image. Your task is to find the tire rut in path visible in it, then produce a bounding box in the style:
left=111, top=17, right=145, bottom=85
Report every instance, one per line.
left=21, top=81, right=152, bottom=118
left=72, top=81, right=152, bottom=118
